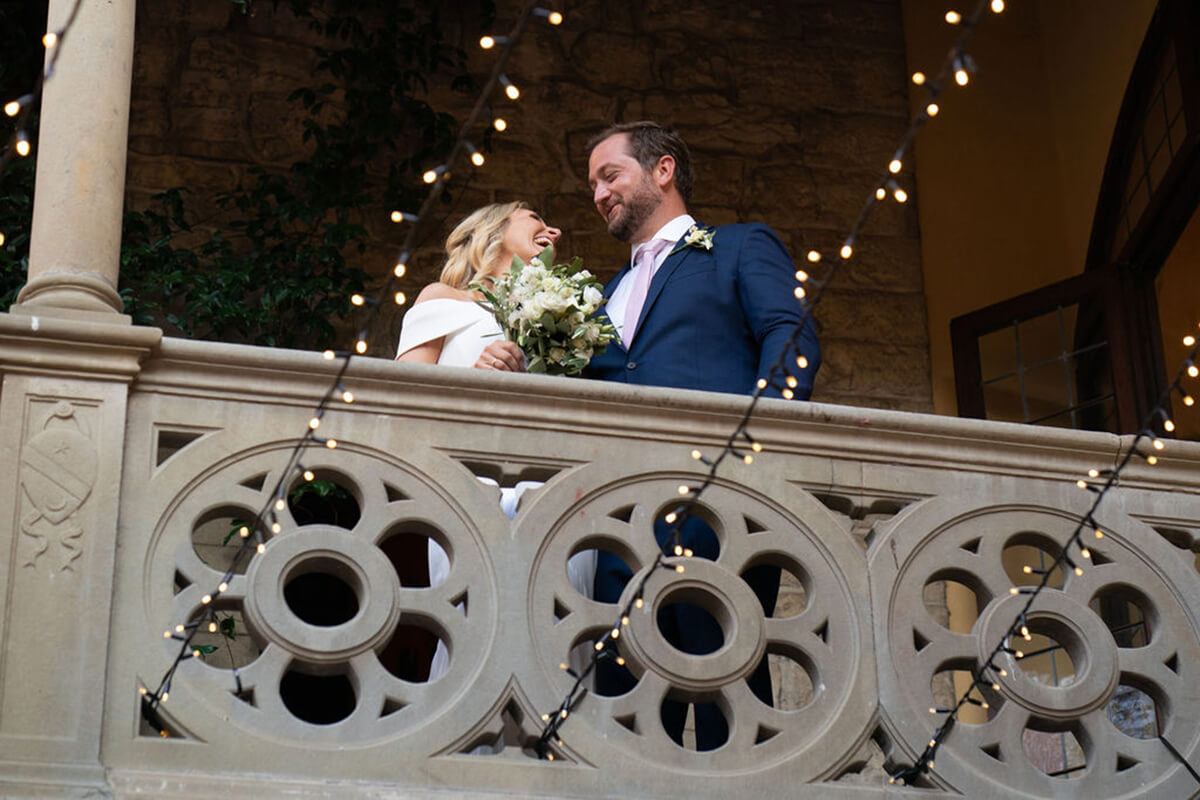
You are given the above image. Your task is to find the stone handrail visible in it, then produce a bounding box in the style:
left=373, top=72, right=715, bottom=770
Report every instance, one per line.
left=5, top=329, right=1200, bottom=798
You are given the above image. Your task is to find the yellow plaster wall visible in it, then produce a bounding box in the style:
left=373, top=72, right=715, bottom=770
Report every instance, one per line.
left=901, top=0, right=1157, bottom=414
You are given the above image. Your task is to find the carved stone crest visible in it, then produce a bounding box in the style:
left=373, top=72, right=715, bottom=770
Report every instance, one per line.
left=20, top=401, right=98, bottom=572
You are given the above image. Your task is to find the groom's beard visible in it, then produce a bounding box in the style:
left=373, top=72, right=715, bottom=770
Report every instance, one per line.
left=607, top=172, right=661, bottom=243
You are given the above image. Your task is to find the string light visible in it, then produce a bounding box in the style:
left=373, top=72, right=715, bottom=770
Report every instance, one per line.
left=806, top=249, right=821, bottom=263
left=926, top=102, right=940, bottom=117
left=479, top=35, right=511, bottom=49
left=493, top=117, right=508, bottom=132
left=15, top=133, right=31, bottom=157
left=945, top=10, right=962, bottom=24
left=912, top=71, right=927, bottom=85
left=422, top=165, right=449, bottom=184
left=532, top=8, right=564, bottom=25
left=500, top=74, right=520, bottom=100
left=466, top=141, right=486, bottom=167
left=888, top=158, right=903, bottom=173
left=888, top=180, right=908, bottom=203
left=394, top=251, right=409, bottom=278
left=991, top=0, right=1005, bottom=11
left=394, top=291, right=406, bottom=305
left=4, top=100, right=20, bottom=117
left=390, top=210, right=418, bottom=224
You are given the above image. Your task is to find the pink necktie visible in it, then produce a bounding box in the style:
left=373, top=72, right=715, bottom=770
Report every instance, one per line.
left=622, top=238, right=668, bottom=348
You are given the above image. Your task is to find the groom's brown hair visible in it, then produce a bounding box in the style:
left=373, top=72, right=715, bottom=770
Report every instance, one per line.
left=586, top=121, right=694, bottom=204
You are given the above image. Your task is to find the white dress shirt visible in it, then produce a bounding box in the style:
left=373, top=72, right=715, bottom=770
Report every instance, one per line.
left=605, top=214, right=696, bottom=344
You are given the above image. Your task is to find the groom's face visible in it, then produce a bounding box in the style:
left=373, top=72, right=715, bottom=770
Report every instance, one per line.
left=588, top=134, right=662, bottom=244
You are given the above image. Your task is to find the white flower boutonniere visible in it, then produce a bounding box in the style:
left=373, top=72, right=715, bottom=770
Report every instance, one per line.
left=670, top=224, right=715, bottom=256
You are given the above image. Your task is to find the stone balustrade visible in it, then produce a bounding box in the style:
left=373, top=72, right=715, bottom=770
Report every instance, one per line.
left=4, top=327, right=1200, bottom=799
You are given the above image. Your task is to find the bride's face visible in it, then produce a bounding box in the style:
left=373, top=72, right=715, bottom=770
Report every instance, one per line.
left=495, top=208, right=561, bottom=271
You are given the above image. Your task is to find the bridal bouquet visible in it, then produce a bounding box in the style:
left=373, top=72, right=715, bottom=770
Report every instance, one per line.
left=473, top=246, right=616, bottom=376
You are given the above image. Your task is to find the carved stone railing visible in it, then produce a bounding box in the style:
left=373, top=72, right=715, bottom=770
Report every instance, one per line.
left=5, top=330, right=1200, bottom=799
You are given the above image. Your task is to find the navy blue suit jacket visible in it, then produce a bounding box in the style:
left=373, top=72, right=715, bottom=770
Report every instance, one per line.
left=587, top=222, right=820, bottom=398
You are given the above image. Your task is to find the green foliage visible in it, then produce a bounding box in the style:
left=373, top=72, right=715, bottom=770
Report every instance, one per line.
left=2, top=0, right=494, bottom=349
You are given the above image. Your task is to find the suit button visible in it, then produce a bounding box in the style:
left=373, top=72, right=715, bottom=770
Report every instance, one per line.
left=626, top=361, right=637, bottom=370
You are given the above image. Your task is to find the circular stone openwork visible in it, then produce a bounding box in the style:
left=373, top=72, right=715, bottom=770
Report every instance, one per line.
left=146, top=443, right=499, bottom=747
left=524, top=471, right=873, bottom=776
left=873, top=500, right=1200, bottom=798
left=620, top=557, right=767, bottom=692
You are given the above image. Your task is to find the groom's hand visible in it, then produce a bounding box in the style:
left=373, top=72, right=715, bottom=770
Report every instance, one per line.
left=475, top=340, right=525, bottom=372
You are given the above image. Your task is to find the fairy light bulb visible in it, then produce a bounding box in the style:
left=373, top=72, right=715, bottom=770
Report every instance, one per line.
left=394, top=291, right=406, bottom=305
left=675, top=565, right=685, bottom=573
left=1147, top=455, right=1159, bottom=465
left=945, top=10, right=962, bottom=24
left=355, top=339, right=368, bottom=354
left=325, top=438, right=338, bottom=449
left=1188, top=365, right=1199, bottom=378
left=888, top=158, right=902, bottom=173
left=208, top=621, right=218, bottom=632
left=893, top=186, right=908, bottom=203
left=787, top=376, right=798, bottom=388
left=797, top=355, right=809, bottom=369
left=782, top=388, right=795, bottom=399
left=43, top=32, right=58, bottom=48
left=323, top=350, right=335, bottom=360
left=394, top=252, right=408, bottom=277
left=500, top=75, right=520, bottom=100
left=955, top=68, right=970, bottom=86
left=743, top=454, right=753, bottom=464
left=876, top=187, right=887, bottom=200
left=274, top=497, right=286, bottom=511
left=806, top=250, right=820, bottom=264
left=795, top=269, right=809, bottom=281
left=309, top=417, right=321, bottom=430
left=480, top=35, right=497, bottom=49
left=1073, top=565, right=1084, bottom=576
left=678, top=484, right=690, bottom=495
left=1184, top=335, right=1196, bottom=346
left=176, top=624, right=185, bottom=633
left=303, top=470, right=315, bottom=482
left=635, top=598, right=644, bottom=609
left=471, top=151, right=485, bottom=167
left=1080, top=547, right=1091, bottom=560
left=1165, top=419, right=1176, bottom=432
left=690, top=449, right=702, bottom=460
left=991, top=0, right=1005, bottom=11
left=257, top=543, right=266, bottom=554
left=350, top=294, right=365, bottom=306
left=840, top=243, right=853, bottom=259
left=757, top=378, right=768, bottom=389
left=665, top=512, right=677, bottom=523
left=926, top=102, right=940, bottom=117
left=271, top=522, right=281, bottom=534
left=1076, top=479, right=1088, bottom=489
left=751, top=441, right=763, bottom=453
left=1184, top=395, right=1196, bottom=407
left=0, top=232, right=5, bottom=246
left=1088, top=468, right=1100, bottom=478
left=15, top=134, right=31, bottom=157
left=912, top=72, right=926, bottom=85
left=202, top=594, right=213, bottom=605
left=493, top=117, right=507, bottom=132
left=3, top=100, right=19, bottom=117
left=794, top=286, right=806, bottom=300
left=1095, top=528, right=1104, bottom=539
left=423, top=169, right=438, bottom=184
left=1153, top=439, right=1165, bottom=450
left=239, top=525, right=250, bottom=538
left=1022, top=565, right=1032, bottom=574
left=342, top=389, right=354, bottom=403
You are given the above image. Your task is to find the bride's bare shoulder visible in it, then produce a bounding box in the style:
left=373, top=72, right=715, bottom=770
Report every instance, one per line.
left=413, top=282, right=472, bottom=304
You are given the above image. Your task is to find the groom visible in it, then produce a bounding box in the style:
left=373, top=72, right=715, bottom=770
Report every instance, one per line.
left=584, top=121, right=820, bottom=750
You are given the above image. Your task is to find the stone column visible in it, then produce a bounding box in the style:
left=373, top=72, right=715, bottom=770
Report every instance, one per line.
left=14, top=0, right=137, bottom=319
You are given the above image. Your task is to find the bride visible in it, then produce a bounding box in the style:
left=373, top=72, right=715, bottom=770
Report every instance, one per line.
left=396, top=201, right=596, bottom=685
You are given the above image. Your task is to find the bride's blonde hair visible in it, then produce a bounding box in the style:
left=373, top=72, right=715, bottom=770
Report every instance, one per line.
left=439, top=201, right=527, bottom=289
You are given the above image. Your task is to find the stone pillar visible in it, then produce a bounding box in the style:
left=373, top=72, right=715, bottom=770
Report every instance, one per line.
left=0, top=314, right=160, bottom=797
left=14, top=0, right=137, bottom=318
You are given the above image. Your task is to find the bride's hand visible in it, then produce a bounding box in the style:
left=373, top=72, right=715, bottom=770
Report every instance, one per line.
left=475, top=340, right=525, bottom=372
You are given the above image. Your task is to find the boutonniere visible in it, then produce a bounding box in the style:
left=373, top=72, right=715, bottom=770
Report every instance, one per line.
left=669, top=224, right=715, bottom=256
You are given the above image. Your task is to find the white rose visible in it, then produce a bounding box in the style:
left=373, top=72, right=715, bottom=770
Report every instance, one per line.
left=583, top=285, right=603, bottom=308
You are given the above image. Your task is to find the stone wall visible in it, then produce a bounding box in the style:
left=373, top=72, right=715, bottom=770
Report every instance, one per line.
left=126, top=0, right=933, bottom=412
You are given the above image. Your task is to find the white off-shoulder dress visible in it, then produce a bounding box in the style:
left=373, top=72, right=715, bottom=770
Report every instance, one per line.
left=397, top=298, right=596, bottom=684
